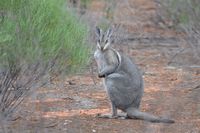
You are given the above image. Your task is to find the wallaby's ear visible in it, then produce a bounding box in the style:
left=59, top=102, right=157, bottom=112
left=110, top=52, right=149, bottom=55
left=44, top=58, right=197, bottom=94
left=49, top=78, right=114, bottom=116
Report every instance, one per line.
left=95, top=26, right=101, bottom=38
left=95, top=26, right=101, bottom=49
left=103, top=27, right=113, bottom=51
left=106, top=27, right=113, bottom=38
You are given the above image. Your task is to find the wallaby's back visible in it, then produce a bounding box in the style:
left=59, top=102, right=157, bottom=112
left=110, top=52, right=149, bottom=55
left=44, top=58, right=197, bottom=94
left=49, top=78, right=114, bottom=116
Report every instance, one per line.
left=104, top=52, right=144, bottom=110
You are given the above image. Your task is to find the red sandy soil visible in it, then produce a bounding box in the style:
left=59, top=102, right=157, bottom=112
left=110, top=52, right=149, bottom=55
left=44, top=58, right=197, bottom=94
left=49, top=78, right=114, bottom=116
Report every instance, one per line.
left=3, top=0, right=200, bottom=133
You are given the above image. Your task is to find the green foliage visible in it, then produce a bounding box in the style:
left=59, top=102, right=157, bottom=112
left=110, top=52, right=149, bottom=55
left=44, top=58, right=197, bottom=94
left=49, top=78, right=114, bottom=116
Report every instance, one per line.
left=105, top=0, right=116, bottom=20
left=0, top=0, right=91, bottom=74
left=80, top=0, right=91, bottom=7
left=162, top=0, right=200, bottom=30
left=97, top=20, right=111, bottom=31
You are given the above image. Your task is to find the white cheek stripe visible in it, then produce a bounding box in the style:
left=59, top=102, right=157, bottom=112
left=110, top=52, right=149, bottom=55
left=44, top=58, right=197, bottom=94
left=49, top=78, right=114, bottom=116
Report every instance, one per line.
left=97, top=42, right=101, bottom=49
left=103, top=43, right=110, bottom=51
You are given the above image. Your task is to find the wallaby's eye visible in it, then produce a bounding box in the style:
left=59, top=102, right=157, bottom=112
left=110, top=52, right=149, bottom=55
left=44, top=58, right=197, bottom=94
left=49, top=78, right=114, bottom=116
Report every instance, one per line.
left=97, top=40, right=100, bottom=43
left=105, top=40, right=108, bottom=44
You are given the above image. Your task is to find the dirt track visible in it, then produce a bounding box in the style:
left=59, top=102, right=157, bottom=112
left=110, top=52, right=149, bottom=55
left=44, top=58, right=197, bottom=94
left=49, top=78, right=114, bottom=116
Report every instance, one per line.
left=13, top=38, right=199, bottom=133
left=2, top=0, right=200, bottom=133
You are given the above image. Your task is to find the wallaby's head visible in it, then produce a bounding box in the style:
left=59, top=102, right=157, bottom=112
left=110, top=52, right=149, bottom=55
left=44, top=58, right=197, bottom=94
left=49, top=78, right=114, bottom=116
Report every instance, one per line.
left=95, top=27, right=113, bottom=51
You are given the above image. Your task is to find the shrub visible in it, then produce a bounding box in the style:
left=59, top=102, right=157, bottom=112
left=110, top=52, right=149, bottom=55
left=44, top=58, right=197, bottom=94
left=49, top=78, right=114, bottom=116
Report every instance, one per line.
left=158, top=0, right=200, bottom=30
left=157, top=0, right=200, bottom=64
left=0, top=0, right=90, bottom=118
left=0, top=0, right=90, bottom=73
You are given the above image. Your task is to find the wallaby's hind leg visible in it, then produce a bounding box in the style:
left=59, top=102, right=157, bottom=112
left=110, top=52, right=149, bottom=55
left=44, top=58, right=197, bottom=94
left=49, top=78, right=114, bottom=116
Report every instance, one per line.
left=97, top=102, right=127, bottom=119
left=97, top=102, right=118, bottom=119
left=126, top=107, right=175, bottom=123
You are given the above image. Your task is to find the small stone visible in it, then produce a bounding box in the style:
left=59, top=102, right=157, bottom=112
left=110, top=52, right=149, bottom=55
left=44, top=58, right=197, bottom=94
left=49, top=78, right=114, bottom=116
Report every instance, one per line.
left=92, top=129, right=96, bottom=132
left=63, top=120, right=72, bottom=125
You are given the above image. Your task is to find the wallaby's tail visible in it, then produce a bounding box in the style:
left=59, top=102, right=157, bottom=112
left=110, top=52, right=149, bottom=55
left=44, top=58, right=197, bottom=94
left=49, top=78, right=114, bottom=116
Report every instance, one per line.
left=126, top=108, right=175, bottom=123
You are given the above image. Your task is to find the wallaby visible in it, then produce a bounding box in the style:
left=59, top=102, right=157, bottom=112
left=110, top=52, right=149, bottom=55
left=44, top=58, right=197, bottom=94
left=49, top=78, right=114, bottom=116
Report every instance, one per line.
left=94, top=27, right=175, bottom=123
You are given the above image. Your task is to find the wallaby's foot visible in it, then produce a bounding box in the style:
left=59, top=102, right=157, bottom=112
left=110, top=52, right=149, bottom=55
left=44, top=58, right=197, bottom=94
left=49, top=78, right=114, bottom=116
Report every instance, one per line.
left=97, top=113, right=127, bottom=119
left=97, top=113, right=118, bottom=119
left=116, top=113, right=128, bottom=119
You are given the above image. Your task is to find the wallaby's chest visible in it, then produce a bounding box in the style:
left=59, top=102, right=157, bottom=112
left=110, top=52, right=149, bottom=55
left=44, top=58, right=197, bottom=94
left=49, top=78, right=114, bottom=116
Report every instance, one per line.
left=94, top=50, right=107, bottom=71
left=94, top=49, right=117, bottom=71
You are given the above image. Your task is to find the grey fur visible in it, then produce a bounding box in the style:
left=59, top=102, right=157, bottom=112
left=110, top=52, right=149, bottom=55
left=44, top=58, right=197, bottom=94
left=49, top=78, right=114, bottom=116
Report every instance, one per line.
left=94, top=27, right=175, bottom=123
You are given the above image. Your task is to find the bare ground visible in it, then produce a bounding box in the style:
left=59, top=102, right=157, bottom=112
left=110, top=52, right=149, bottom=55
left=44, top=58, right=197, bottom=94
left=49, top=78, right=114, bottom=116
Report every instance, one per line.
left=7, top=39, right=200, bottom=133
left=1, top=0, right=200, bottom=133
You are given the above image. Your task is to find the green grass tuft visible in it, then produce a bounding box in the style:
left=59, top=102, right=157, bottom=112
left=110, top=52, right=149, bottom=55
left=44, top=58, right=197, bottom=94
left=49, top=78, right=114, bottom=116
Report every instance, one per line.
left=0, top=0, right=91, bottom=74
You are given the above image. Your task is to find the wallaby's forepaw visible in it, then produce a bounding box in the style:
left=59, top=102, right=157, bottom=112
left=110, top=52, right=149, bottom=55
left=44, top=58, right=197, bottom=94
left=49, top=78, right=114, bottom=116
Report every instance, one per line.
left=98, top=73, right=105, bottom=78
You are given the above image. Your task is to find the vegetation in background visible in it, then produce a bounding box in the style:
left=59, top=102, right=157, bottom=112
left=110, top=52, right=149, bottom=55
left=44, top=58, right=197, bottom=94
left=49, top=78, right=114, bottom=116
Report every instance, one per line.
left=69, top=0, right=91, bottom=14
left=159, top=0, right=200, bottom=30
left=0, top=0, right=91, bottom=119
left=80, top=0, right=91, bottom=7
left=158, top=0, right=200, bottom=63
left=105, top=0, right=116, bottom=20
left=0, top=0, right=90, bottom=73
